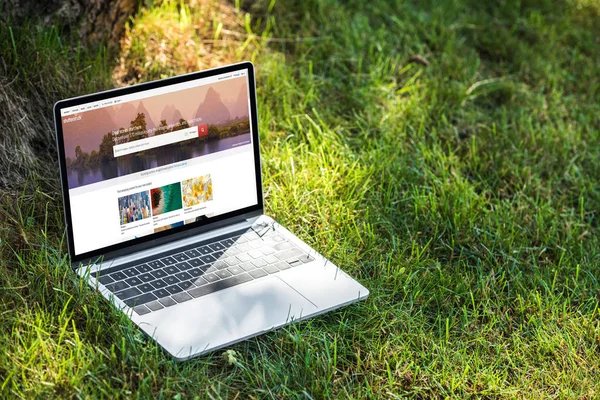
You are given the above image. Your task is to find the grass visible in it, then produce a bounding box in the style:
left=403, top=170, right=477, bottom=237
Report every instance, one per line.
left=1, top=0, right=599, bottom=397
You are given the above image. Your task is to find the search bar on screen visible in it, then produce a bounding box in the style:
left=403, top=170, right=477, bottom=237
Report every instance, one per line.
left=113, top=124, right=208, bottom=157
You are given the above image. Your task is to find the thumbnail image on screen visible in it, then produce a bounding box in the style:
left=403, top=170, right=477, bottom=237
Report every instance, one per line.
left=118, top=190, right=151, bottom=225
left=151, top=182, right=183, bottom=216
left=182, top=174, right=213, bottom=207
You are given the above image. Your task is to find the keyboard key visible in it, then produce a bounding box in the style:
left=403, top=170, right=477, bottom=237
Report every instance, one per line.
left=191, top=277, right=208, bottom=286
left=188, top=273, right=253, bottom=298
left=299, top=254, right=315, bottom=263
left=146, top=301, right=164, bottom=311
left=200, top=254, right=217, bottom=264
left=264, top=236, right=279, bottom=245
left=261, top=247, right=276, bottom=255
left=159, top=297, right=177, bottom=307
left=251, top=259, right=267, bottom=268
left=110, top=271, right=127, bottom=281
left=225, top=257, right=240, bottom=266
left=249, top=269, right=267, bottom=279
left=176, top=261, right=192, bottom=270
left=163, top=266, right=179, bottom=275
left=188, top=268, right=203, bottom=278
left=185, top=249, right=202, bottom=258
left=165, top=285, right=183, bottom=295
left=215, top=270, right=233, bottom=279
left=236, top=244, right=251, bottom=252
left=172, top=292, right=192, bottom=303
left=203, top=273, right=219, bottom=283
left=175, top=271, right=192, bottom=281
left=273, top=242, right=293, bottom=251
left=288, top=259, right=303, bottom=267
left=248, top=241, right=262, bottom=249
left=115, top=287, right=142, bottom=300
left=139, top=273, right=154, bottom=282
left=125, top=276, right=143, bottom=286
left=151, top=269, right=168, bottom=279
left=150, top=279, right=168, bottom=289
left=275, top=261, right=291, bottom=271
left=148, top=260, right=164, bottom=269
left=209, top=242, right=225, bottom=252
left=163, top=276, right=179, bottom=285
left=173, top=253, right=189, bottom=262
left=213, top=261, right=228, bottom=270
left=248, top=250, right=263, bottom=259
left=122, top=268, right=138, bottom=277
left=240, top=262, right=256, bottom=272
left=124, top=293, right=157, bottom=307
left=138, top=283, right=154, bottom=293
left=188, top=258, right=204, bottom=267
left=105, top=281, right=129, bottom=292
left=243, top=232, right=259, bottom=241
left=178, top=280, right=195, bottom=290
left=212, top=250, right=225, bottom=259
left=236, top=253, right=252, bottom=262
left=221, top=238, right=235, bottom=247
left=264, top=255, right=279, bottom=264
left=133, top=305, right=151, bottom=315
left=136, top=264, right=152, bottom=273
left=227, top=266, right=244, bottom=275
left=98, top=275, right=114, bottom=285
left=288, top=248, right=305, bottom=258
left=263, top=264, right=279, bottom=274
left=275, top=248, right=304, bottom=260
left=205, top=265, right=219, bottom=274
left=197, top=246, right=212, bottom=255
left=224, top=247, right=240, bottom=256
left=153, top=288, right=170, bottom=298
left=271, top=234, right=285, bottom=242
left=161, top=257, right=177, bottom=266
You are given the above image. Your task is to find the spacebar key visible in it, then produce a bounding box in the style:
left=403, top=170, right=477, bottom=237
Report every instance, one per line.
left=188, top=273, right=253, bottom=298
left=124, top=293, right=157, bottom=307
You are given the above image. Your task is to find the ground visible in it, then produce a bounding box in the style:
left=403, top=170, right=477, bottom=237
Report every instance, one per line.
left=0, top=0, right=599, bottom=398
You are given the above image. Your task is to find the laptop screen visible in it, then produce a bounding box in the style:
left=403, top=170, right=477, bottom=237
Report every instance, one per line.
left=56, top=65, right=260, bottom=258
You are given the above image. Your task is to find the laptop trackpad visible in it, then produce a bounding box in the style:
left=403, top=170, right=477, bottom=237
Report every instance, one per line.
left=138, top=276, right=318, bottom=359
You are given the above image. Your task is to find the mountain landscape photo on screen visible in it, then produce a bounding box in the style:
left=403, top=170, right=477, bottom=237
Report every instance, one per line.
left=62, top=77, right=251, bottom=189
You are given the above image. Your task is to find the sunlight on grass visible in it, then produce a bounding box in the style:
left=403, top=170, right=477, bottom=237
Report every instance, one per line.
left=114, top=0, right=258, bottom=86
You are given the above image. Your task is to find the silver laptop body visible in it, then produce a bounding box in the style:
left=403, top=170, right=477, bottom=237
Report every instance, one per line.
left=54, top=62, right=369, bottom=360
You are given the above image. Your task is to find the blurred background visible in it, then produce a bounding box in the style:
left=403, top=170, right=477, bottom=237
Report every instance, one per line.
left=0, top=0, right=599, bottom=397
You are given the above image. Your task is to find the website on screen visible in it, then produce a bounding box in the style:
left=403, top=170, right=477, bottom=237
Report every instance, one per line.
left=61, top=70, right=258, bottom=255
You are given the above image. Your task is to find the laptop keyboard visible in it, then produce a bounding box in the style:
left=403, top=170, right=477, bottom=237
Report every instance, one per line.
left=95, top=228, right=315, bottom=315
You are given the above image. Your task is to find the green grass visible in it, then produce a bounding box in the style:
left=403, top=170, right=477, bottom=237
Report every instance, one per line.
left=1, top=0, right=600, bottom=397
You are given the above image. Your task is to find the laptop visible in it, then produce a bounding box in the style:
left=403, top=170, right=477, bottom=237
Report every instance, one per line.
left=53, top=62, right=369, bottom=360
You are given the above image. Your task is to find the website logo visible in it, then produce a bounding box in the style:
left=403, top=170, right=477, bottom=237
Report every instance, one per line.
left=63, top=115, right=82, bottom=124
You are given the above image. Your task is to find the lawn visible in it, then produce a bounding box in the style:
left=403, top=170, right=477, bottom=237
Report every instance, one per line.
left=1, top=0, right=599, bottom=398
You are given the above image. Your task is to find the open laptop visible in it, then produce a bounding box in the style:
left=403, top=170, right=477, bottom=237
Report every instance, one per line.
left=53, top=62, right=369, bottom=360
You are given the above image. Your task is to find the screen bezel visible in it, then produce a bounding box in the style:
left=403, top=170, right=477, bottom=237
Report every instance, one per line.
left=53, top=62, right=263, bottom=264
